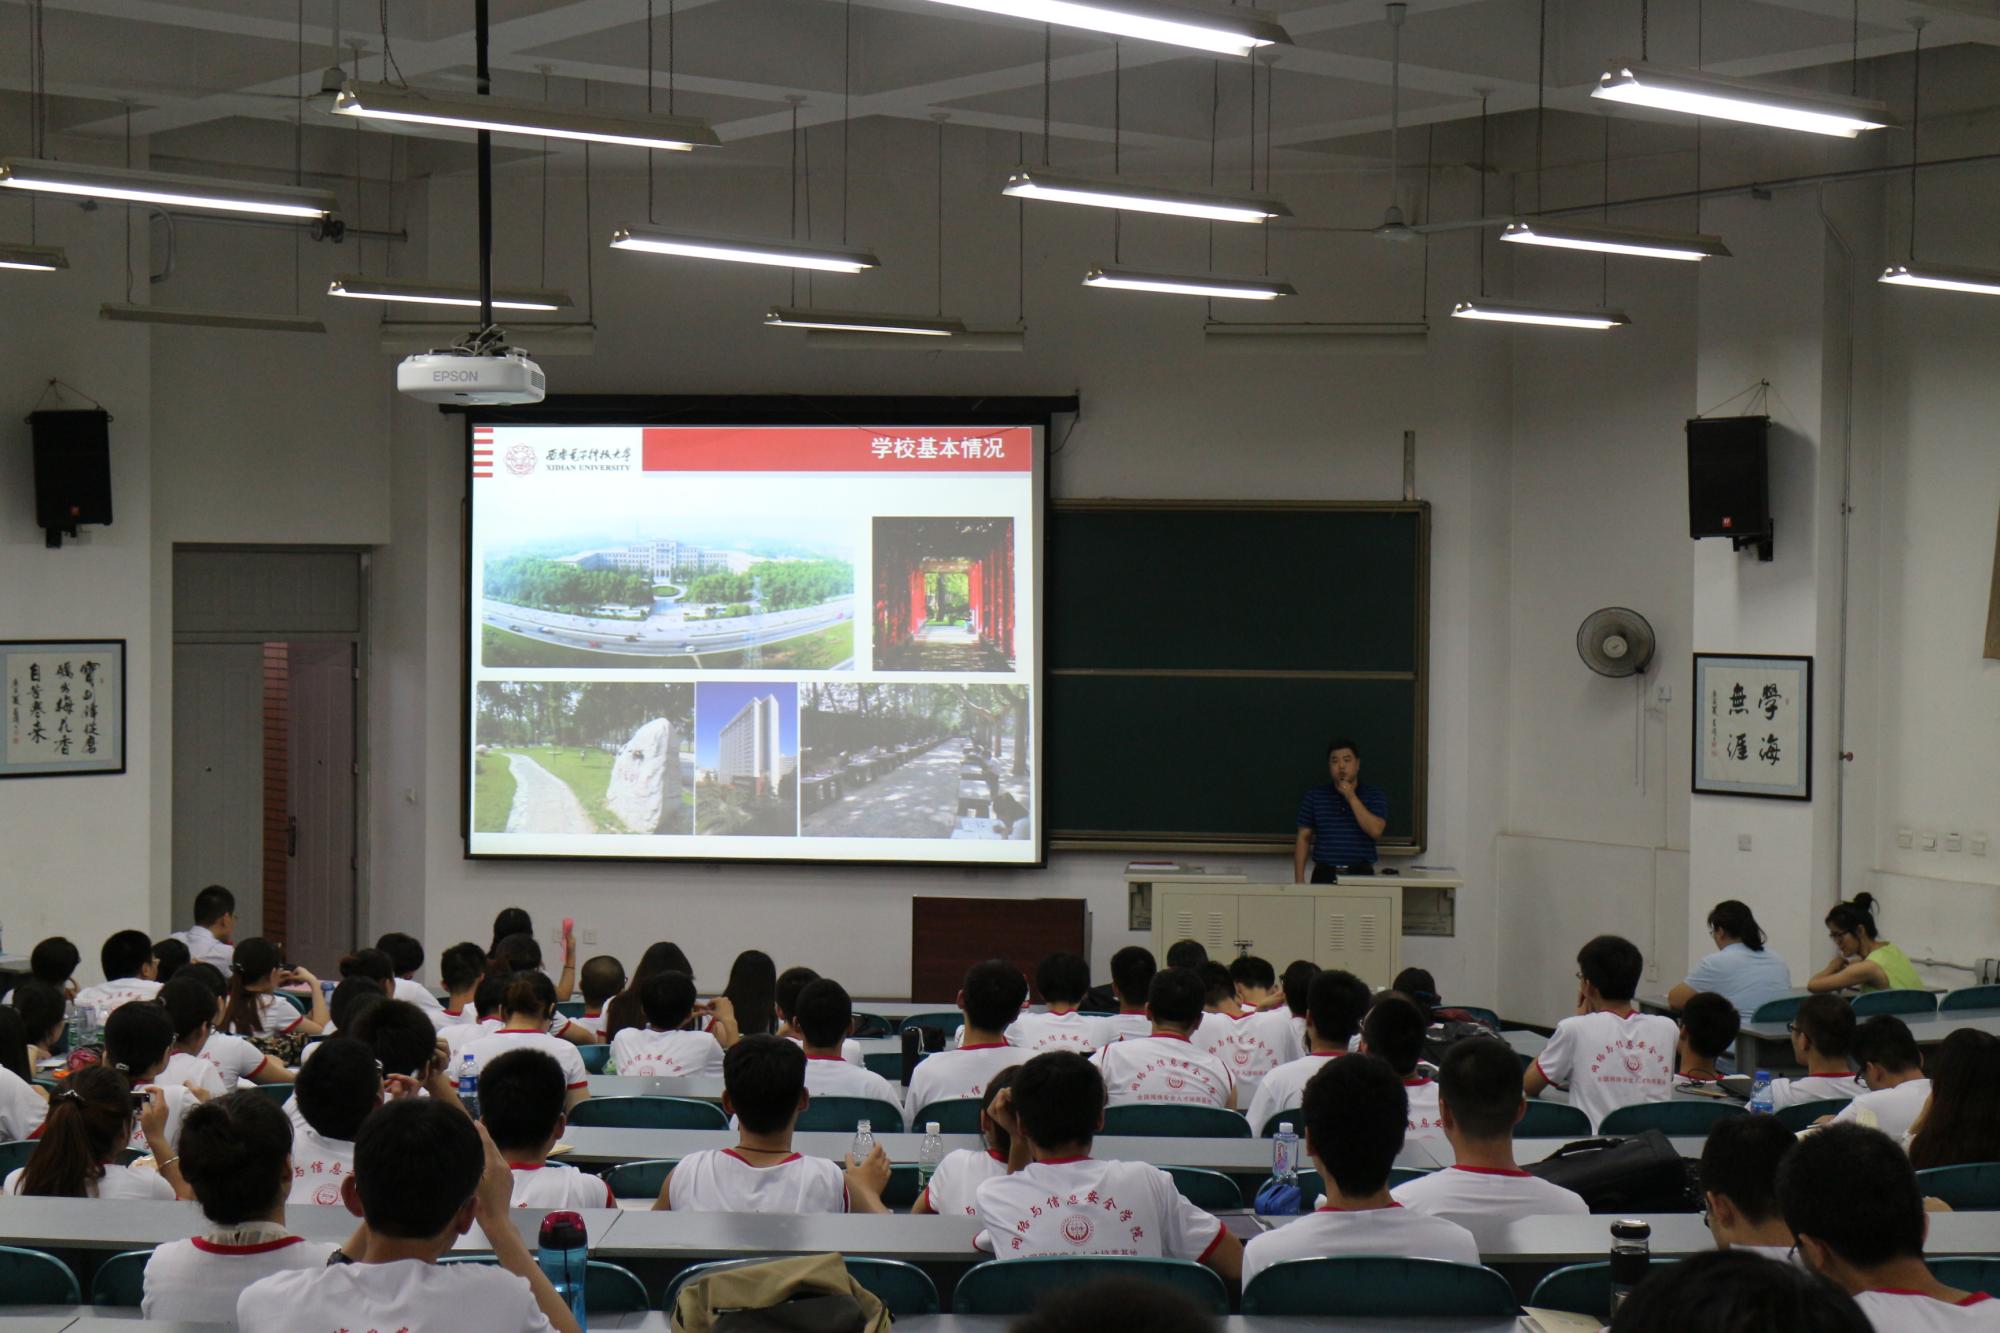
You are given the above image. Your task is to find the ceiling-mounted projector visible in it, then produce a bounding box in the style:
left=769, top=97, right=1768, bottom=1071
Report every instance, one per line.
left=396, top=345, right=545, bottom=405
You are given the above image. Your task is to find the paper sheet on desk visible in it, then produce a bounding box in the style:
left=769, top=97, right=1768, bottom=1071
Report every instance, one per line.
left=1520, top=1310, right=1604, bottom=1332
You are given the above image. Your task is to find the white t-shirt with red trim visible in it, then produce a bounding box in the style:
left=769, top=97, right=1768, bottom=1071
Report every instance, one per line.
left=507, top=1160, right=615, bottom=1210
left=1532, top=1009, right=1679, bottom=1132
left=0, top=1066, right=48, bottom=1140
left=393, top=977, right=444, bottom=1013
left=802, top=1053, right=904, bottom=1111
left=784, top=1033, right=864, bottom=1067
left=1853, top=1290, right=2000, bottom=1330
left=286, top=1120, right=357, bottom=1206
left=1197, top=1009, right=1303, bottom=1098
left=157, top=1051, right=231, bottom=1099
left=462, top=1028, right=589, bottom=1091
left=1401, top=1075, right=1448, bottom=1159
left=1246, top=1051, right=1341, bottom=1134
left=5, top=1160, right=176, bottom=1199
left=238, top=1256, right=556, bottom=1333
left=1100, top=1011, right=1153, bottom=1043
left=664, top=1147, right=848, bottom=1213
left=73, top=977, right=163, bottom=1017
left=443, top=1016, right=503, bottom=1059
left=906, top=1044, right=1025, bottom=1122
left=1391, top=1163, right=1590, bottom=1228
left=608, top=1027, right=724, bottom=1078
left=125, top=1082, right=201, bottom=1154
left=972, top=1156, right=1225, bottom=1262
left=1240, top=1203, right=1481, bottom=1289
left=920, top=1147, right=1009, bottom=1217
left=565, top=1009, right=608, bottom=1042
left=225, top=994, right=304, bottom=1040
left=1007, top=1010, right=1110, bottom=1054
left=142, top=1229, right=338, bottom=1321
left=1093, top=1033, right=1236, bottom=1110
left=197, top=1031, right=273, bottom=1084
left=1836, top=1077, right=1932, bottom=1140
left=1767, top=1071, right=1865, bottom=1110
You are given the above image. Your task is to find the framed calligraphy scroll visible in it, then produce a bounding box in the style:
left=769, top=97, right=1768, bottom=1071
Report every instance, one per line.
left=1693, top=652, right=1811, bottom=801
left=1, top=640, right=126, bottom=778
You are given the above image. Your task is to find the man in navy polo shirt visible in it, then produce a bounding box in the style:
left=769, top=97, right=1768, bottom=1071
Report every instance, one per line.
left=1293, top=738, right=1389, bottom=883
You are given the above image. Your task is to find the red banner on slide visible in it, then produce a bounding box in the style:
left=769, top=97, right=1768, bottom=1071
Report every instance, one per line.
left=641, top=426, right=1032, bottom=473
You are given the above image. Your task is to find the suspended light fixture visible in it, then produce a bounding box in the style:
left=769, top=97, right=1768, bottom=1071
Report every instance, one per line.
left=910, top=0, right=1287, bottom=58
left=331, top=81, right=720, bottom=151
left=610, top=226, right=880, bottom=273
left=1501, top=219, right=1729, bottom=262
left=0, top=158, right=336, bottom=219
left=1002, top=168, right=1286, bottom=223
left=100, top=303, right=327, bottom=333
left=0, top=242, right=67, bottom=271
left=328, top=274, right=574, bottom=310
left=1450, top=297, right=1628, bottom=330
left=764, top=306, right=964, bottom=336
left=1085, top=266, right=1293, bottom=299
left=1879, top=262, right=2000, bottom=298
left=1591, top=62, right=1894, bottom=138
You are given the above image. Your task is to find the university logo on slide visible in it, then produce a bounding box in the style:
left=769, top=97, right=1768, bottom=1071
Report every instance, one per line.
left=504, top=443, right=538, bottom=476
left=1061, top=1216, right=1094, bottom=1245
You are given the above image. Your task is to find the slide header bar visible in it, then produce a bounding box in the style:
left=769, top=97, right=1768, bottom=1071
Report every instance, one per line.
left=640, top=426, right=1033, bottom=473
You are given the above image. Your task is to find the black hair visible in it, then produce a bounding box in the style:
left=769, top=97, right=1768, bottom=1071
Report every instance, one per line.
left=17, top=1066, right=132, bottom=1197
left=1165, top=939, right=1209, bottom=971
left=775, top=966, right=819, bottom=1021
left=1792, top=995, right=1855, bottom=1060
left=1391, top=967, right=1439, bottom=1025
left=440, top=942, right=487, bottom=994
left=1035, top=953, right=1091, bottom=1006
left=1303, top=1053, right=1406, bottom=1197
left=490, top=908, right=533, bottom=955
left=1197, top=962, right=1234, bottom=1006
left=29, top=937, right=80, bottom=988
left=182, top=961, right=226, bottom=996
left=724, top=950, right=778, bottom=1039
left=350, top=998, right=439, bottom=1079
left=490, top=933, right=543, bottom=976
left=980, top=1065, right=1018, bottom=1157
left=1146, top=967, right=1206, bottom=1029
left=294, top=1036, right=382, bottom=1142
left=1307, top=969, right=1372, bottom=1048
left=159, top=974, right=219, bottom=1044
left=1435, top=1036, right=1524, bottom=1139
left=12, top=979, right=66, bottom=1051
left=501, top=968, right=558, bottom=1022
left=641, top=971, right=698, bottom=1032
left=471, top=973, right=509, bottom=1021
left=192, top=885, right=236, bottom=928
left=1908, top=1029, right=2000, bottom=1172
left=375, top=933, right=424, bottom=978
left=477, top=1048, right=568, bottom=1153
left=151, top=937, right=190, bottom=983
left=795, top=977, right=853, bottom=1050
left=1700, top=1114, right=1797, bottom=1225
left=353, top=1098, right=484, bottom=1239
left=603, top=941, right=693, bottom=1041
left=0, top=1008, right=28, bottom=1083
left=1607, top=1249, right=1870, bottom=1333
left=103, top=1000, right=174, bottom=1080
left=178, top=1090, right=294, bottom=1225
left=1327, top=738, right=1360, bottom=758
left=99, top=929, right=153, bottom=983
left=329, top=976, right=388, bottom=1033
left=1228, top=955, right=1276, bottom=991
left=1851, top=1015, right=1922, bottom=1076
left=1010, top=1276, right=1220, bottom=1333
left=1707, top=901, right=1768, bottom=951
left=1109, top=947, right=1156, bottom=1007
left=222, top=938, right=283, bottom=1038
left=1780, top=1123, right=1924, bottom=1267
left=1012, top=1051, right=1102, bottom=1150
left=722, top=1034, right=806, bottom=1135
left=1823, top=894, right=1881, bottom=943
left=1577, top=935, right=1645, bottom=1002
left=961, top=959, right=1029, bottom=1034
left=580, top=955, right=627, bottom=1006
left=1680, top=993, right=1742, bottom=1062
left=1361, top=994, right=1425, bottom=1077
left=1281, top=960, right=1319, bottom=1018
left=338, top=948, right=395, bottom=986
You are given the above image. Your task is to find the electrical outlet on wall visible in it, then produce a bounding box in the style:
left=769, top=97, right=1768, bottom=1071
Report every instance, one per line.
left=1645, top=960, right=1659, bottom=981
left=583, top=929, right=598, bottom=946
left=1737, top=833, right=1754, bottom=852
left=1973, top=835, right=1990, bottom=857
left=1920, top=831, right=1939, bottom=851
left=1896, top=828, right=1914, bottom=849
left=1946, top=832, right=1964, bottom=854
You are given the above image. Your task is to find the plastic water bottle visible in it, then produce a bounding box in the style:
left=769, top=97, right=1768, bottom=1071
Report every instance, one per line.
left=1608, top=1218, right=1651, bottom=1317
left=537, top=1209, right=589, bottom=1331
left=917, top=1122, right=945, bottom=1192
left=1748, top=1069, right=1775, bottom=1115
left=1272, top=1122, right=1300, bottom=1185
left=850, top=1119, right=876, bottom=1165
left=458, top=1053, right=481, bottom=1121
left=61, top=998, right=79, bottom=1055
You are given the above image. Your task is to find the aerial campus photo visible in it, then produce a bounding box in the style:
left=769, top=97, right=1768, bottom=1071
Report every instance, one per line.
left=474, top=682, right=695, bottom=836
left=799, top=684, right=1031, bottom=842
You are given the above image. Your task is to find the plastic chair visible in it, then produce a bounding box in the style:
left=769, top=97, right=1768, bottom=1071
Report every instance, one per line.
left=1260, top=1107, right=1303, bottom=1137
left=1242, top=1256, right=1519, bottom=1316
left=1530, top=1259, right=1680, bottom=1318
left=1388, top=1166, right=1433, bottom=1187
left=1100, top=1104, right=1252, bottom=1139
left=1775, top=1098, right=1854, bottom=1132
left=1852, top=989, right=1939, bottom=1018
left=555, top=999, right=587, bottom=1019
left=1916, top=1163, right=2000, bottom=1210
left=1941, top=986, right=2000, bottom=1014
left=441, top=1257, right=648, bottom=1312
left=953, top=1257, right=1230, bottom=1315
left=1599, top=1100, right=1745, bottom=1136
left=881, top=1164, right=922, bottom=1209
left=796, top=1096, right=904, bottom=1134
left=1929, top=1257, right=2000, bottom=1295
left=248, top=1082, right=294, bottom=1107
left=863, top=1050, right=903, bottom=1080
left=1164, top=1166, right=1244, bottom=1209
left=1751, top=995, right=1807, bottom=1024
left=576, top=1044, right=611, bottom=1075
left=0, top=1140, right=36, bottom=1180
left=604, top=1157, right=678, bottom=1200
left=897, top=1011, right=962, bottom=1038
left=275, top=990, right=311, bottom=1015
left=89, top=1248, right=152, bottom=1306
left=911, top=1097, right=984, bottom=1134
left=567, top=1096, right=727, bottom=1130
left=1519, top=1101, right=1593, bottom=1138
left=851, top=1012, right=894, bottom=1039
left=0, top=1245, right=81, bottom=1306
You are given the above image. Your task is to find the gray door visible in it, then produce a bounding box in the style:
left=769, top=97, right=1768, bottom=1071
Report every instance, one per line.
left=171, top=643, right=267, bottom=939
left=285, top=642, right=358, bottom=976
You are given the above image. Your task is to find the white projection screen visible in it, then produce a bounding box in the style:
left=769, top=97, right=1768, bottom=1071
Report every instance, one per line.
left=463, top=405, right=1046, bottom=866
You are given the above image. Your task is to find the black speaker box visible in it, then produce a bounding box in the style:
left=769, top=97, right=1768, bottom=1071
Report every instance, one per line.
left=1686, top=415, right=1769, bottom=541
left=29, top=408, right=113, bottom=547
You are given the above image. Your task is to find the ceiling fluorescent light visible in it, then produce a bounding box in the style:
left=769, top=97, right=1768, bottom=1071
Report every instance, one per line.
left=0, top=242, right=68, bottom=271
left=1592, top=62, right=1894, bottom=138
left=0, top=158, right=336, bottom=219
left=611, top=226, right=880, bottom=273
left=100, top=303, right=326, bottom=333
left=1205, top=321, right=1427, bottom=353
left=333, top=82, right=719, bottom=151
left=1450, top=297, right=1629, bottom=330
left=329, top=275, right=573, bottom=311
left=1879, top=262, right=2000, bottom=297
left=1084, top=266, right=1295, bottom=300
left=764, top=306, right=966, bottom=336
left=805, top=327, right=1024, bottom=351
left=912, top=0, right=1288, bottom=56
left=1501, top=219, right=1730, bottom=262
left=1003, top=168, right=1288, bottom=223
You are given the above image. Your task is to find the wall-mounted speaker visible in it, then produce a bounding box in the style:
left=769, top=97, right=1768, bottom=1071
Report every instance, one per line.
left=1687, top=414, right=1772, bottom=560
left=28, top=408, right=113, bottom=549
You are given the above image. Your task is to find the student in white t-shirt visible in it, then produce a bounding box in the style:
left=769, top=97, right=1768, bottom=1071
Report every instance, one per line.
left=1696, top=1114, right=1800, bottom=1261
left=477, top=1049, right=616, bottom=1211
left=154, top=976, right=234, bottom=1099
left=1007, top=953, right=1110, bottom=1053
left=71, top=929, right=164, bottom=1017
left=775, top=966, right=864, bottom=1067
left=1241, top=1054, right=1480, bottom=1289
left=288, top=1037, right=386, bottom=1205
left=914, top=1067, right=1016, bottom=1217
left=1835, top=1016, right=1932, bottom=1139
left=102, top=1000, right=212, bottom=1156
left=444, top=974, right=509, bottom=1060
left=907, top=960, right=1031, bottom=1122
left=1248, top=968, right=1374, bottom=1134
left=1278, top=960, right=1320, bottom=1059
left=1767, top=995, right=1865, bottom=1110
left=1359, top=993, right=1447, bottom=1161
left=1092, top=966, right=1236, bottom=1110
left=1393, top=1037, right=1588, bottom=1226
left=171, top=963, right=295, bottom=1085
left=237, top=1098, right=583, bottom=1333
left=432, top=942, right=489, bottom=1029
left=461, top=971, right=590, bottom=1109
left=4, top=1064, right=186, bottom=1200
left=173, top=886, right=240, bottom=969
left=608, top=970, right=726, bottom=1077
left=1099, top=946, right=1158, bottom=1044
left=795, top=978, right=903, bottom=1111
left=566, top=955, right=627, bottom=1042
left=1523, top=934, right=1679, bottom=1132
left=142, top=1089, right=350, bottom=1320
left=13, top=977, right=69, bottom=1073
left=0, top=1062, right=46, bottom=1142
left=1195, top=956, right=1303, bottom=1101
left=1609, top=1249, right=1888, bottom=1333
left=651, top=1035, right=890, bottom=1214
left=971, top=1050, right=1243, bottom=1282
left=1781, top=1123, right=2000, bottom=1331
left=1674, top=991, right=1740, bottom=1090
left=376, top=932, right=445, bottom=1017
left=1190, top=961, right=1249, bottom=1054
left=219, top=937, right=329, bottom=1040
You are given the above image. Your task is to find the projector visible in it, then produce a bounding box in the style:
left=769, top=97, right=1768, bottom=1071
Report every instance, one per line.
left=397, top=348, right=545, bottom=405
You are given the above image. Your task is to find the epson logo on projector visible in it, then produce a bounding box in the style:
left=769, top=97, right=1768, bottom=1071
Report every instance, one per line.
left=433, top=368, right=484, bottom=382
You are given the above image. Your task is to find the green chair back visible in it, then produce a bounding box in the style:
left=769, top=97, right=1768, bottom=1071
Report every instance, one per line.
left=1388, top=1166, right=1433, bottom=1188
left=567, top=1096, right=727, bottom=1130
left=1940, top=987, right=2000, bottom=1014
left=1930, top=1257, right=2000, bottom=1295
left=1775, top=1098, right=1854, bottom=1132
left=0, top=1140, right=37, bottom=1180
left=441, top=1257, right=648, bottom=1313
left=897, top=1011, right=963, bottom=1037
left=880, top=1164, right=923, bottom=1209
left=851, top=1013, right=894, bottom=1039
left=796, top=1096, right=903, bottom=1134
left=1260, top=1107, right=1303, bottom=1138
left=911, top=1097, right=984, bottom=1134
left=1164, top=1166, right=1244, bottom=1209
left=604, top=1157, right=679, bottom=1200
left=275, top=990, right=311, bottom=1015
left=1751, top=995, right=1807, bottom=1024
left=1243, top=1256, right=1519, bottom=1316
left=248, top=1082, right=294, bottom=1107
left=0, top=1244, right=81, bottom=1306
left=1916, top=1163, right=2000, bottom=1210
left=1599, top=1100, right=1745, bottom=1136
left=555, top=1000, right=587, bottom=1018
left=1100, top=1104, right=1251, bottom=1139
left=1852, top=989, right=1939, bottom=1018
left=576, top=1044, right=611, bottom=1075
left=1290, top=1167, right=1423, bottom=1204
left=863, top=1050, right=903, bottom=1080
left=952, top=1257, right=1230, bottom=1315
left=1530, top=1259, right=1680, bottom=1318
left=90, top=1248, right=154, bottom=1306
left=844, top=1257, right=942, bottom=1315
left=1519, top=1101, right=1593, bottom=1138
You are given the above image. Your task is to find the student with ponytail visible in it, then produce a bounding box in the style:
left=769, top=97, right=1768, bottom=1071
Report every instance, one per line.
left=459, top=972, right=590, bottom=1110
left=5, top=1065, right=184, bottom=1199
left=1811, top=893, right=1925, bottom=994
left=1670, top=900, right=1794, bottom=1024
left=220, top=938, right=327, bottom=1039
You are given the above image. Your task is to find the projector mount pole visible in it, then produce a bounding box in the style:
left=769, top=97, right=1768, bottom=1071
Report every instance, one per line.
left=475, top=0, right=494, bottom=335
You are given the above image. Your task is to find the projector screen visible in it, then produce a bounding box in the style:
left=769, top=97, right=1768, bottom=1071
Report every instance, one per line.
left=464, top=415, right=1043, bottom=865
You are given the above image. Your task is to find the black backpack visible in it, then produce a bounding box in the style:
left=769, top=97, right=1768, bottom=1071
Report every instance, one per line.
left=1526, top=1129, right=1703, bottom=1214
left=1421, top=1016, right=1502, bottom=1067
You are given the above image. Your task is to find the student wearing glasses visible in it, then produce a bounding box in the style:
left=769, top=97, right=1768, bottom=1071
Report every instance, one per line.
left=1810, top=895, right=1923, bottom=994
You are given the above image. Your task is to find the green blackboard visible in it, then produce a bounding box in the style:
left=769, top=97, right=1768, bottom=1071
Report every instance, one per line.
left=1045, top=501, right=1429, bottom=852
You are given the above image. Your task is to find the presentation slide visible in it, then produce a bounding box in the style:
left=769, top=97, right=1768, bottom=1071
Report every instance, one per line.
left=464, top=419, right=1042, bottom=864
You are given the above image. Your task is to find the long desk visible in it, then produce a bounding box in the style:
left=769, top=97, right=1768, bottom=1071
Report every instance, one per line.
left=1737, top=1007, right=2000, bottom=1073
left=0, top=1314, right=1527, bottom=1332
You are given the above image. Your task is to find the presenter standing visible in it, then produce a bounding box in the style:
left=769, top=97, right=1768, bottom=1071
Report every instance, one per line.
left=1294, top=738, right=1389, bottom=883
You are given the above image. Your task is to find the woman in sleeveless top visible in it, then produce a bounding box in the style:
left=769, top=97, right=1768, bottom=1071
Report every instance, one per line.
left=1810, top=893, right=1924, bottom=993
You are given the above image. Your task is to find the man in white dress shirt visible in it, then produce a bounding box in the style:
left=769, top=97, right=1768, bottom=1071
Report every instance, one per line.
left=1696, top=1115, right=1800, bottom=1262
left=172, top=886, right=239, bottom=969
left=1834, top=1016, right=1932, bottom=1139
